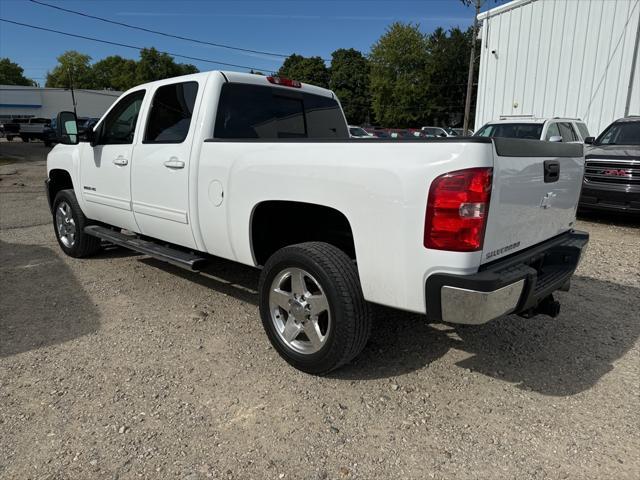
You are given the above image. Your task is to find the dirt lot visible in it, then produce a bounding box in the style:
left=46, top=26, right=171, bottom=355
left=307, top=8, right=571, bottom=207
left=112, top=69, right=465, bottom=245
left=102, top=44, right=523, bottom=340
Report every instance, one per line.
left=1, top=141, right=639, bottom=480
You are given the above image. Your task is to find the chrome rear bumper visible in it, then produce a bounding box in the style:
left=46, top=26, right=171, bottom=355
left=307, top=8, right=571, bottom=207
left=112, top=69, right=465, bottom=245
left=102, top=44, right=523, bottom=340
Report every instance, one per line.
left=440, top=280, right=525, bottom=325
left=426, top=230, right=589, bottom=324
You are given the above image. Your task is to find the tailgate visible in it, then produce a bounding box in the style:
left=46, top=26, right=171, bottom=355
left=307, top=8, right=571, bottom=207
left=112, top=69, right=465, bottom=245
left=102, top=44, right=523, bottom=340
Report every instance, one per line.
left=481, top=138, right=584, bottom=264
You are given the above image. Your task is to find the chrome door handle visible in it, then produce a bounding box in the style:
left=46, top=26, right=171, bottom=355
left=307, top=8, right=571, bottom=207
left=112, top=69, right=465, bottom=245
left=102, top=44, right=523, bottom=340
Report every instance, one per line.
left=164, top=159, right=185, bottom=169
left=113, top=156, right=128, bottom=166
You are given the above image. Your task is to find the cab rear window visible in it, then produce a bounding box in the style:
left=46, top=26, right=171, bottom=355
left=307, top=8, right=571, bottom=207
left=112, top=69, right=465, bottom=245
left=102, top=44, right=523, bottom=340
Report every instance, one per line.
left=214, top=83, right=348, bottom=139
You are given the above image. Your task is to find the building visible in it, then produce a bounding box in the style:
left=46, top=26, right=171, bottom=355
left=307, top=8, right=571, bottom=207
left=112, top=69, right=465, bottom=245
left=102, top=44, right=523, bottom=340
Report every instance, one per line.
left=0, top=85, right=121, bottom=120
left=474, top=0, right=640, bottom=136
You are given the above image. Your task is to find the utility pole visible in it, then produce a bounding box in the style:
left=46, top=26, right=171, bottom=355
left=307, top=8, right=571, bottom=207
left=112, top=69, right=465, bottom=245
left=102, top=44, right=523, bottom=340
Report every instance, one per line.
left=68, top=64, right=77, bottom=117
left=625, top=11, right=639, bottom=116
left=463, top=0, right=482, bottom=134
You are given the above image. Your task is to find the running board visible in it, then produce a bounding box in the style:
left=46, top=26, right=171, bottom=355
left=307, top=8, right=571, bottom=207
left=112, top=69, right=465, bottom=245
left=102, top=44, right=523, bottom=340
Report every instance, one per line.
left=84, top=225, right=207, bottom=271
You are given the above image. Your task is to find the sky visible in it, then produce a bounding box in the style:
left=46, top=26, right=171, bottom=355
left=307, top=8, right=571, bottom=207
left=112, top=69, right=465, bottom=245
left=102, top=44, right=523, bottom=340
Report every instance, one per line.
left=0, top=0, right=509, bottom=85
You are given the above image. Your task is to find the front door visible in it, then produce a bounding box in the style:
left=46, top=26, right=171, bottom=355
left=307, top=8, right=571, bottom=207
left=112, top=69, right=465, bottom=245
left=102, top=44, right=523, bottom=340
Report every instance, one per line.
left=131, top=80, right=200, bottom=248
left=79, top=90, right=146, bottom=231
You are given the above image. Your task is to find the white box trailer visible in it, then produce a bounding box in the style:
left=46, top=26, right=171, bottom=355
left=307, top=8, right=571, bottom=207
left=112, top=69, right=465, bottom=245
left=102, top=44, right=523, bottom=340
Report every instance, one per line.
left=474, top=0, right=640, bottom=137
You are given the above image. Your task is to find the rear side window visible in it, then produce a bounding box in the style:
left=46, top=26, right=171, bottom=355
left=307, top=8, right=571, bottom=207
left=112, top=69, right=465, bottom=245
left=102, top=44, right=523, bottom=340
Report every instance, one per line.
left=558, top=122, right=578, bottom=142
left=144, top=82, right=198, bottom=143
left=214, top=83, right=347, bottom=139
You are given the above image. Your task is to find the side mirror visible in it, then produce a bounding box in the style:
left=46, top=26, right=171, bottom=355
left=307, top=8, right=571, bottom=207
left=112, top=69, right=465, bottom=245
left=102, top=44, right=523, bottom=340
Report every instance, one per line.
left=81, top=126, right=96, bottom=145
left=584, top=136, right=595, bottom=144
left=55, top=111, right=79, bottom=145
left=549, top=135, right=563, bottom=143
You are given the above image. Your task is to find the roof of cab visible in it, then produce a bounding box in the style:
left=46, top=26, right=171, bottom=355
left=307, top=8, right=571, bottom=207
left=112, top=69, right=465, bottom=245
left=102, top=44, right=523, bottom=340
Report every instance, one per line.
left=487, top=116, right=585, bottom=124
left=220, top=71, right=335, bottom=98
left=117, top=70, right=336, bottom=102
left=124, top=70, right=335, bottom=99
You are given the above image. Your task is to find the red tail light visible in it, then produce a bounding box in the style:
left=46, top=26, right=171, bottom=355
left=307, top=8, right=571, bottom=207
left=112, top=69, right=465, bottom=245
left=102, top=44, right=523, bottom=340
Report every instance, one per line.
left=424, top=167, right=492, bottom=252
left=266, top=76, right=302, bottom=88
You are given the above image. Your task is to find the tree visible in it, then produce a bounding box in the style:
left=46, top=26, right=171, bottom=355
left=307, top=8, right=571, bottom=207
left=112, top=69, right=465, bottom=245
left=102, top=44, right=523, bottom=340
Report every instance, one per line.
left=92, top=55, right=137, bottom=91
left=329, top=48, right=371, bottom=125
left=45, top=51, right=94, bottom=88
left=278, top=54, right=329, bottom=88
left=0, top=58, right=36, bottom=86
left=425, top=27, right=476, bottom=126
left=369, top=22, right=431, bottom=127
left=135, top=48, right=198, bottom=84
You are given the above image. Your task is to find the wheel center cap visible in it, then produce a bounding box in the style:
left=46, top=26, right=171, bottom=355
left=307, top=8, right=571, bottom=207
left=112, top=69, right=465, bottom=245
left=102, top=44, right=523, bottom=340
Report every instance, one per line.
left=291, top=300, right=306, bottom=319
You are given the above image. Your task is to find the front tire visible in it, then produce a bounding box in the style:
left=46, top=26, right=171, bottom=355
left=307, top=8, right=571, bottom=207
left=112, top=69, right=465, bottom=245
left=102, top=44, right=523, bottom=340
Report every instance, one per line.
left=258, top=242, right=371, bottom=375
left=52, top=189, right=101, bottom=258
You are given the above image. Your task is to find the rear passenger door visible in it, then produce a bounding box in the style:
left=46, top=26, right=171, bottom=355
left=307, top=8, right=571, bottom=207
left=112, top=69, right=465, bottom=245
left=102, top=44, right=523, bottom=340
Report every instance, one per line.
left=131, top=80, right=201, bottom=248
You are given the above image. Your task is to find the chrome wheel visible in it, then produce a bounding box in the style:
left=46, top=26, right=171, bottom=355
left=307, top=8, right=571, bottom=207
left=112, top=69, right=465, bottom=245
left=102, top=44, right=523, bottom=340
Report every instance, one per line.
left=55, top=200, right=76, bottom=248
left=269, top=267, right=331, bottom=355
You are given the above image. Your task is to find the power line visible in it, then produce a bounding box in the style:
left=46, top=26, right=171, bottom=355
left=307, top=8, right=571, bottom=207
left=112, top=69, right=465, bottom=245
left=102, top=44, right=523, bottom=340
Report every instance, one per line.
left=28, top=0, right=307, bottom=61
left=0, top=18, right=275, bottom=72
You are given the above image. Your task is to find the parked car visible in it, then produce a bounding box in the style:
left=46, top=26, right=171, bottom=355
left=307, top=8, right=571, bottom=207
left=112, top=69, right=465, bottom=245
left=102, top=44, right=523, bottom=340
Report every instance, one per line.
left=474, top=116, right=590, bottom=142
left=407, top=129, right=431, bottom=138
left=367, top=128, right=390, bottom=138
left=348, top=125, right=375, bottom=138
left=421, top=126, right=454, bottom=137
left=579, top=117, right=640, bottom=214
left=47, top=71, right=588, bottom=374
left=450, top=128, right=474, bottom=136
left=2, top=117, right=25, bottom=141
left=387, top=129, right=415, bottom=139
left=43, top=117, right=57, bottom=147
left=3, top=117, right=51, bottom=142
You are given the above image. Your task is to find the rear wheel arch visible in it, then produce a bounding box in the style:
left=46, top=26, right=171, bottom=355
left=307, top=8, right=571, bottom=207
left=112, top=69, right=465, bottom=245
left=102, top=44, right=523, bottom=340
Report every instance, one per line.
left=250, top=200, right=357, bottom=267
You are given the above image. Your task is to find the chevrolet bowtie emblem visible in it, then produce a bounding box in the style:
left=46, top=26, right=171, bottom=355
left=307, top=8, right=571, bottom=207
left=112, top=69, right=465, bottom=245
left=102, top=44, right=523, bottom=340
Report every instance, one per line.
left=540, top=191, right=557, bottom=209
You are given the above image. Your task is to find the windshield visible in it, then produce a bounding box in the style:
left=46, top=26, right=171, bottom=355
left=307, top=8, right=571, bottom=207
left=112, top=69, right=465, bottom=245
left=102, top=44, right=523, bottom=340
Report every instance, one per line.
left=596, top=121, right=640, bottom=145
left=475, top=123, right=543, bottom=140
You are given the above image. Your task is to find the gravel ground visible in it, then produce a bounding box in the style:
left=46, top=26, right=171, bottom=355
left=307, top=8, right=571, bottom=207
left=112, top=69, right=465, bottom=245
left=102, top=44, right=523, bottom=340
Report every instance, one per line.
left=1, top=141, right=639, bottom=479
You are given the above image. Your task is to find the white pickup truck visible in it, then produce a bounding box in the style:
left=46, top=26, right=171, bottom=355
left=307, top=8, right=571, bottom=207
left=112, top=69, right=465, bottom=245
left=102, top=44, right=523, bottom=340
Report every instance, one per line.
left=46, top=71, right=588, bottom=374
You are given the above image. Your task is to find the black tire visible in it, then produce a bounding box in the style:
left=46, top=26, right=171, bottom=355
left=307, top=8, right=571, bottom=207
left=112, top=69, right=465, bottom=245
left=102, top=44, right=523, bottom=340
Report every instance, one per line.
left=258, top=242, right=371, bottom=375
left=20, top=135, right=28, bottom=142
left=6, top=135, right=14, bottom=141
left=52, top=189, right=101, bottom=258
